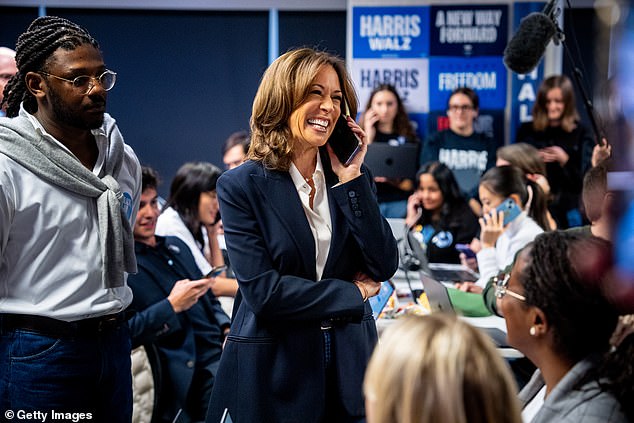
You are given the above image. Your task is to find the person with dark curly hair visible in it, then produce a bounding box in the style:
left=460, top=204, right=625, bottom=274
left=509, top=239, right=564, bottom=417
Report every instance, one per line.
left=498, top=231, right=631, bottom=423
left=0, top=16, right=141, bottom=420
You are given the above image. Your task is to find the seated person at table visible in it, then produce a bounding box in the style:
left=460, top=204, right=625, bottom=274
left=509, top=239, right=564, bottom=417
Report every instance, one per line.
left=127, top=166, right=231, bottom=422
left=496, top=142, right=557, bottom=230
left=360, top=84, right=419, bottom=218
left=364, top=314, right=522, bottom=423
left=497, top=231, right=631, bottom=423
left=156, top=162, right=238, bottom=299
left=515, top=75, right=594, bottom=229
left=405, top=161, right=479, bottom=264
left=458, top=166, right=547, bottom=293
left=484, top=161, right=613, bottom=316
left=420, top=87, right=497, bottom=215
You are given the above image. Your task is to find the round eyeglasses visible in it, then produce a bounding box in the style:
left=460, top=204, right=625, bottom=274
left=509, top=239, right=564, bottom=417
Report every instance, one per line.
left=40, top=70, right=117, bottom=95
left=493, top=272, right=526, bottom=301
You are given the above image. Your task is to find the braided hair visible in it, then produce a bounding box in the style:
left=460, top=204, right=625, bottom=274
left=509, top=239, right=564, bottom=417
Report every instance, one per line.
left=1, top=16, right=99, bottom=117
left=521, top=231, right=617, bottom=363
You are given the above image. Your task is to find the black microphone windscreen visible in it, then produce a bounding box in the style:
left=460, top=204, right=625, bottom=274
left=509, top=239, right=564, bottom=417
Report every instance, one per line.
left=503, top=12, right=557, bottom=74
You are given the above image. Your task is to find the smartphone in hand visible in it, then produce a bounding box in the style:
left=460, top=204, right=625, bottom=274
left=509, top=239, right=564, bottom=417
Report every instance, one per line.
left=328, top=98, right=362, bottom=166
left=495, top=198, right=522, bottom=226
left=205, top=265, right=227, bottom=278
left=455, top=243, right=476, bottom=259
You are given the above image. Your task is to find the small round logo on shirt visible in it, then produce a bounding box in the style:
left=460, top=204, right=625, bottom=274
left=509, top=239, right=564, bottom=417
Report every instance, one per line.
left=431, top=231, right=453, bottom=249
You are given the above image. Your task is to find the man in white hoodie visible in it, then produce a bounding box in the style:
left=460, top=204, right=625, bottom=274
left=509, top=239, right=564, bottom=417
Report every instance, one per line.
left=0, top=16, right=140, bottom=420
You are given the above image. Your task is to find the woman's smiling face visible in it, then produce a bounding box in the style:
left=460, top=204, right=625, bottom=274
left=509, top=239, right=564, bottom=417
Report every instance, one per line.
left=288, top=64, right=342, bottom=150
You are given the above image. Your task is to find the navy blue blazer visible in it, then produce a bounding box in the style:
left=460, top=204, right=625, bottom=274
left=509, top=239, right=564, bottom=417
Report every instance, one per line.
left=207, top=152, right=398, bottom=423
left=127, top=236, right=231, bottom=422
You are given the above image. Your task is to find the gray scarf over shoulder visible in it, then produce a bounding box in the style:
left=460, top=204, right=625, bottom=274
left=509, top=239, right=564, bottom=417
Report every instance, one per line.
left=0, top=113, right=136, bottom=288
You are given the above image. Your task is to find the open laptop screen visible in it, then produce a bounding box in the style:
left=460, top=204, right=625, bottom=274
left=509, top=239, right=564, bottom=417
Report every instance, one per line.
left=406, top=229, right=479, bottom=282
left=364, top=143, right=419, bottom=179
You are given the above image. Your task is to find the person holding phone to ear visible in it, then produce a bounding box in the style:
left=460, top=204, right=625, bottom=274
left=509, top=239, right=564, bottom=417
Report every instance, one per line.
left=206, top=47, right=398, bottom=423
left=405, top=161, right=478, bottom=264
left=457, top=165, right=547, bottom=293
left=360, top=84, right=420, bottom=218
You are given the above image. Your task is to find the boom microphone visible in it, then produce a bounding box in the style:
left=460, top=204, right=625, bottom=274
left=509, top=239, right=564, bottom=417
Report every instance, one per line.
left=503, top=9, right=557, bottom=74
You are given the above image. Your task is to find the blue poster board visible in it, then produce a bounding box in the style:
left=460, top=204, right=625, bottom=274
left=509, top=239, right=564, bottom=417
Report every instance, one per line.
left=350, top=1, right=558, bottom=146
left=429, top=4, right=508, bottom=57
left=353, top=6, right=430, bottom=58
left=428, top=57, right=507, bottom=110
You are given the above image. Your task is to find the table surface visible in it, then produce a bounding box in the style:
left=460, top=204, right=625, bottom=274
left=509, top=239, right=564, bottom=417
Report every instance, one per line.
left=380, top=268, right=524, bottom=359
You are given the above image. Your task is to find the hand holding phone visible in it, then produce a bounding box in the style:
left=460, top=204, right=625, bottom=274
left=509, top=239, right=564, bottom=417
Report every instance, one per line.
left=495, top=198, right=522, bottom=226
left=168, top=279, right=210, bottom=313
left=455, top=243, right=476, bottom=259
left=328, top=99, right=362, bottom=166
left=205, top=265, right=227, bottom=278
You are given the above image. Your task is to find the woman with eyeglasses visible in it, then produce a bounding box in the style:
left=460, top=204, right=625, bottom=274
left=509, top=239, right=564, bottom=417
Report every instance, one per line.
left=515, top=75, right=595, bottom=229
left=496, top=231, right=631, bottom=423
left=156, top=161, right=238, bottom=298
left=420, top=87, right=497, bottom=215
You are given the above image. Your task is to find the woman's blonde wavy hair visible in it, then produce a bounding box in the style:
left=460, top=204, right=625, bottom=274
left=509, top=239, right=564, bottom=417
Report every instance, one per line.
left=364, top=314, right=522, bottom=423
left=247, top=47, right=358, bottom=171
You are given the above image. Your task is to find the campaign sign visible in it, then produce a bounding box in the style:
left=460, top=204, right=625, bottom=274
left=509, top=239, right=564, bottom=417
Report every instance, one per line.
left=353, top=6, right=430, bottom=59
left=351, top=58, right=429, bottom=114
left=428, top=56, right=507, bottom=111
left=430, top=4, right=508, bottom=57
left=509, top=2, right=547, bottom=143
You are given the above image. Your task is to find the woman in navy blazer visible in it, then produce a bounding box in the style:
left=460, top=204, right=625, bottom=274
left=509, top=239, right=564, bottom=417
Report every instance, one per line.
left=206, top=48, right=399, bottom=423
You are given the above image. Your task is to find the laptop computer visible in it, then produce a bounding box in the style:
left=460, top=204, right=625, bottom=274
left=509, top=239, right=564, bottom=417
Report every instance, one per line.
left=405, top=229, right=479, bottom=282
left=364, top=143, right=419, bottom=179
left=419, top=272, right=509, bottom=347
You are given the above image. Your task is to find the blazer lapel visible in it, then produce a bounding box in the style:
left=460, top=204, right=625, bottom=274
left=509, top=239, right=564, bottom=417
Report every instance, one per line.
left=321, top=149, right=350, bottom=276
left=251, top=168, right=317, bottom=279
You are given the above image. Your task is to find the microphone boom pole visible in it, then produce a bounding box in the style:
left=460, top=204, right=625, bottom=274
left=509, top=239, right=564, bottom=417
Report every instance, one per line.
left=551, top=9, right=605, bottom=144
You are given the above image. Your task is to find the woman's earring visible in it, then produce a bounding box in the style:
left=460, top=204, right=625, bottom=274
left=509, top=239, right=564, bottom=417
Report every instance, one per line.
left=529, top=326, right=537, bottom=336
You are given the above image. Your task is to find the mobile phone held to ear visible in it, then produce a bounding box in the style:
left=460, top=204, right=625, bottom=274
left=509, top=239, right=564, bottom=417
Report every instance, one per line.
left=328, top=98, right=362, bottom=166
left=205, top=265, right=227, bottom=278
left=495, top=198, right=522, bottom=226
